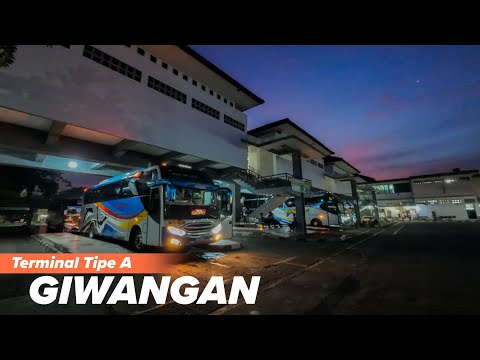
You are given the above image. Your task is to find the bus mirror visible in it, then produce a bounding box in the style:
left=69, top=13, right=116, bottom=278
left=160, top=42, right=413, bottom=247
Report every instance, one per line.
left=128, top=179, right=139, bottom=196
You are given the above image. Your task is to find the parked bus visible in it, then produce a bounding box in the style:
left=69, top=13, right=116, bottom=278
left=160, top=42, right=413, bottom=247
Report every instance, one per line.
left=80, top=163, right=225, bottom=252
left=272, top=193, right=341, bottom=227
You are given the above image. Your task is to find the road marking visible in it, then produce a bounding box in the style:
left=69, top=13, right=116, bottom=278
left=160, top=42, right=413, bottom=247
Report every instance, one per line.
left=393, top=222, right=403, bottom=227
left=272, top=256, right=298, bottom=266
left=132, top=300, right=175, bottom=315
left=285, top=262, right=308, bottom=268
left=393, top=224, right=407, bottom=236
left=210, top=229, right=384, bottom=315
left=209, top=261, right=230, bottom=268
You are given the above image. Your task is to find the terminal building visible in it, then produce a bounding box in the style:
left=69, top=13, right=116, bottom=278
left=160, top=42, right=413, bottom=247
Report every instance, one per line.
left=0, top=45, right=365, bottom=235
left=357, top=169, right=480, bottom=221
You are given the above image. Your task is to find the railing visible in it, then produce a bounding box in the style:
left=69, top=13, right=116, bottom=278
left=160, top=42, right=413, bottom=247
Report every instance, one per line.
left=234, top=169, right=312, bottom=190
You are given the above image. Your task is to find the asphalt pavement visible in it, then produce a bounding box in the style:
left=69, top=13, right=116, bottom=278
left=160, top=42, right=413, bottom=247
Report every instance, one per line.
left=0, top=222, right=479, bottom=314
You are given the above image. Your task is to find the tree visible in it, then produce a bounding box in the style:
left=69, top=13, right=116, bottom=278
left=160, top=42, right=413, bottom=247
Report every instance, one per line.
left=0, top=165, right=72, bottom=200
left=0, top=45, right=52, bottom=68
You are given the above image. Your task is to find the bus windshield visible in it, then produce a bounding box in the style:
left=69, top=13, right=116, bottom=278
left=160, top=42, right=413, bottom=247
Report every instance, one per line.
left=164, top=185, right=218, bottom=219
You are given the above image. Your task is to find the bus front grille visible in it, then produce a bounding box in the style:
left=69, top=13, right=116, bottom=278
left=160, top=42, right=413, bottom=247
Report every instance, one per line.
left=183, top=221, right=214, bottom=236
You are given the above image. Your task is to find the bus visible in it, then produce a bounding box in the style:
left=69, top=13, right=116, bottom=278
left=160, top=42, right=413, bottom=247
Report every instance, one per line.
left=271, top=193, right=341, bottom=227
left=79, top=163, right=227, bottom=252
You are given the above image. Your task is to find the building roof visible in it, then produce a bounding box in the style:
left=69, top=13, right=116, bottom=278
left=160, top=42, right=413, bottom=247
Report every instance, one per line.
left=177, top=46, right=265, bottom=108
left=410, top=169, right=478, bottom=179
left=323, top=155, right=361, bottom=174
left=357, top=169, right=479, bottom=185
left=247, top=118, right=335, bottom=156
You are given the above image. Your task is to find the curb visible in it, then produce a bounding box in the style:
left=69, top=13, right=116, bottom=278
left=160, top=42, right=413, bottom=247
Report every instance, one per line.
left=208, top=240, right=243, bottom=251
left=31, top=234, right=70, bottom=253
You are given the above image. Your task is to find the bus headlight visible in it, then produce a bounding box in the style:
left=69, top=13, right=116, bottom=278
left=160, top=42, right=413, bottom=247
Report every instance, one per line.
left=212, top=223, right=222, bottom=234
left=167, top=226, right=186, bottom=237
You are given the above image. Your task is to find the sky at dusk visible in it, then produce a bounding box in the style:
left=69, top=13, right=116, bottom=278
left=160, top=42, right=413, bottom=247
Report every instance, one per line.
left=191, top=45, right=480, bottom=180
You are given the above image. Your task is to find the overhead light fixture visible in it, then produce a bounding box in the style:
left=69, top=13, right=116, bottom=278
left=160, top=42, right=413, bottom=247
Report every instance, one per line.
left=68, top=161, right=78, bottom=169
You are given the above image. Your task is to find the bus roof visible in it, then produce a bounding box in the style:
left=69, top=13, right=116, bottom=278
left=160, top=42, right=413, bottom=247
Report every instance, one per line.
left=89, top=168, right=145, bottom=190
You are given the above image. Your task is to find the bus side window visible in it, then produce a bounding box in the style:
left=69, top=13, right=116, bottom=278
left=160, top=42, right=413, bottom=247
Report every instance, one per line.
left=150, top=188, right=160, bottom=212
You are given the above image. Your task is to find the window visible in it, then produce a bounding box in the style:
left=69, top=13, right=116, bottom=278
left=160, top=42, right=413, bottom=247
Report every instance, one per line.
left=434, top=180, right=443, bottom=184
left=137, top=48, right=145, bottom=56
left=150, top=55, right=157, bottom=63
left=191, top=98, right=220, bottom=119
left=393, top=182, right=411, bottom=193
left=412, top=181, right=421, bottom=184
left=183, top=74, right=188, bottom=81
left=209, top=90, right=214, bottom=96
left=230, top=102, right=233, bottom=107
left=125, top=45, right=131, bottom=48
left=452, top=199, right=462, bottom=204
left=224, top=114, right=245, bottom=131
left=148, top=76, right=187, bottom=104
left=439, top=199, right=450, bottom=204
left=201, top=85, right=206, bottom=91
left=416, top=200, right=428, bottom=205
left=173, top=68, right=179, bottom=75
left=162, top=62, right=168, bottom=69
left=120, top=180, right=133, bottom=198
left=428, top=200, right=438, bottom=204
left=83, top=45, right=142, bottom=82
left=318, top=163, right=324, bottom=169
left=224, top=98, right=227, bottom=104
left=217, top=94, right=221, bottom=100
left=372, top=184, right=394, bottom=194
left=423, top=181, right=433, bottom=184
left=192, top=80, right=197, bottom=86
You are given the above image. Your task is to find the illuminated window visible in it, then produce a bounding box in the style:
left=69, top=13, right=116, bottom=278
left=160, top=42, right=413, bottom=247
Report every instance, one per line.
left=428, top=200, right=438, bottom=204
left=434, top=180, right=443, bottom=184
left=423, top=181, right=432, bottom=184
left=147, top=76, right=187, bottom=104
left=192, top=98, right=220, bottom=119
left=83, top=45, right=142, bottom=82
left=439, top=199, right=450, bottom=204
left=452, top=199, right=462, bottom=204
left=224, top=114, right=245, bottom=131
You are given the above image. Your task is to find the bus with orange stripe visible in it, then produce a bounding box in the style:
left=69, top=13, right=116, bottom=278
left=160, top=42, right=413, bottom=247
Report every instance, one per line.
left=80, top=163, right=224, bottom=252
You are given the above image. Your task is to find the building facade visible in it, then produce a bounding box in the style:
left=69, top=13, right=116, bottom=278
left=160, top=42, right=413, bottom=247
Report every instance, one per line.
left=358, top=169, right=480, bottom=221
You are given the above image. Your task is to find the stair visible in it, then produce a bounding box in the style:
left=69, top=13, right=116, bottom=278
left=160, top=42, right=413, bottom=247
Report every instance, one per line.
left=251, top=194, right=289, bottom=218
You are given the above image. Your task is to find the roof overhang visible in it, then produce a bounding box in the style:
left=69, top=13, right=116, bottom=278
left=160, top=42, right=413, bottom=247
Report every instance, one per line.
left=245, top=119, right=334, bottom=159
left=0, top=106, right=234, bottom=176
left=141, top=45, right=264, bottom=112
left=323, top=155, right=360, bottom=174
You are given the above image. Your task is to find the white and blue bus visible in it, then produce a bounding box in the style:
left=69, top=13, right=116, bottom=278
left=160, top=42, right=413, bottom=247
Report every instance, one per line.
left=272, top=193, right=341, bottom=227
left=80, top=163, right=228, bottom=252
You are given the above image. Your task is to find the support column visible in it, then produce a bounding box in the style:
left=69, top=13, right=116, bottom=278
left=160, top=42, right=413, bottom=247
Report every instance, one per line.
left=350, top=180, right=361, bottom=229
left=232, top=182, right=242, bottom=223
left=371, top=190, right=380, bottom=221
left=292, top=151, right=307, bottom=235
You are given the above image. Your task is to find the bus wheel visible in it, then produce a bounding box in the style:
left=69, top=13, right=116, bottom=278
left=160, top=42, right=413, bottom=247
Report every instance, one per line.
left=311, top=219, right=322, bottom=227
left=129, top=227, right=145, bottom=252
left=88, top=223, right=97, bottom=239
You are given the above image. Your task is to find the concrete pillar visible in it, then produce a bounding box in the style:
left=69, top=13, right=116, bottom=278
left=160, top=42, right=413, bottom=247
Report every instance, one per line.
left=232, top=182, right=242, bottom=223
left=350, top=180, right=361, bottom=229
left=371, top=190, right=380, bottom=221
left=292, top=151, right=307, bottom=235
